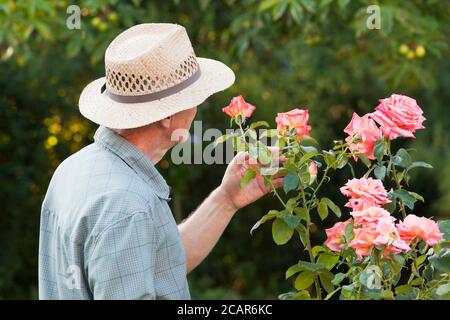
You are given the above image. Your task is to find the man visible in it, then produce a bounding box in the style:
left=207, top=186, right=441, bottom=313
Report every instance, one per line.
left=39, top=23, right=283, bottom=299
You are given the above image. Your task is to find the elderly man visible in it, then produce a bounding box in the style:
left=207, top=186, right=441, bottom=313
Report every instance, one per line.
left=38, top=23, right=282, bottom=299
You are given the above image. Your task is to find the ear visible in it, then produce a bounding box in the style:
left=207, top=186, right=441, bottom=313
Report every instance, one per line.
left=159, top=116, right=172, bottom=129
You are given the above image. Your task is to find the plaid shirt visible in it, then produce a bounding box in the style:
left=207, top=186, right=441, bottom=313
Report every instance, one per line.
left=39, top=126, right=190, bottom=300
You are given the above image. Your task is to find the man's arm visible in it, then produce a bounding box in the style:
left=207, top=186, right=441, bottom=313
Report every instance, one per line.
left=178, top=152, right=284, bottom=273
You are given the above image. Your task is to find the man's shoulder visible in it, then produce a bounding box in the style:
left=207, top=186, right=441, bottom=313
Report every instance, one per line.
left=45, top=142, right=160, bottom=216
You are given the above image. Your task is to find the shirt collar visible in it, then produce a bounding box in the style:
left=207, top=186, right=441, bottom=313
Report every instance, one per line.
left=94, top=126, right=171, bottom=200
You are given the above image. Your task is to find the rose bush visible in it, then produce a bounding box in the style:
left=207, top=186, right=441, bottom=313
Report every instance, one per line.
left=219, top=94, right=450, bottom=300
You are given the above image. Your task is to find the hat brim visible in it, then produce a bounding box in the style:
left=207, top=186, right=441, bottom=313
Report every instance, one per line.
left=79, top=57, right=235, bottom=129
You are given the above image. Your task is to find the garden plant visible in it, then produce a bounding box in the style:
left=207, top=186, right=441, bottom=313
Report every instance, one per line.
left=221, top=94, right=450, bottom=300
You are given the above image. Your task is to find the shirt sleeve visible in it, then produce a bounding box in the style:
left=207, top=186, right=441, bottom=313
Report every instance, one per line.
left=87, top=211, right=157, bottom=299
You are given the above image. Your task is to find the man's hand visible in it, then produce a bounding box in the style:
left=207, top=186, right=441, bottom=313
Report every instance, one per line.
left=179, top=149, right=285, bottom=272
left=218, top=151, right=285, bottom=211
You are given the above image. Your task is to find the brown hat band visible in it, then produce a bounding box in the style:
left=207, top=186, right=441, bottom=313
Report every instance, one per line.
left=101, top=68, right=202, bottom=104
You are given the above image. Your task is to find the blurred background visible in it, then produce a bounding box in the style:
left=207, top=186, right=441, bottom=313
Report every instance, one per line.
left=0, top=0, right=449, bottom=299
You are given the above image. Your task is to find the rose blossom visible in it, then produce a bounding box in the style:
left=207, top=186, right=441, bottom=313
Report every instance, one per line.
left=371, top=94, right=426, bottom=140
left=222, top=96, right=256, bottom=119
left=372, top=217, right=410, bottom=258
left=397, top=214, right=443, bottom=246
left=348, top=226, right=379, bottom=260
left=340, top=178, right=390, bottom=211
left=351, top=206, right=394, bottom=227
left=308, top=161, right=317, bottom=176
left=275, top=108, right=311, bottom=139
left=324, top=218, right=352, bottom=252
left=344, top=113, right=382, bottom=160
left=349, top=217, right=410, bottom=260
left=308, top=161, right=317, bottom=184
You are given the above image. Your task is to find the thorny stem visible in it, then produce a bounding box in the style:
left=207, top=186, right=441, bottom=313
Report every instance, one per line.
left=386, top=140, right=407, bottom=219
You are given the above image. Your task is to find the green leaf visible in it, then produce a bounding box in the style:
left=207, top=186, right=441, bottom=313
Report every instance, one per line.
left=409, top=192, right=424, bottom=202
left=395, top=284, right=414, bottom=295
left=321, top=197, right=341, bottom=218
left=293, top=207, right=308, bottom=221
left=294, top=271, right=316, bottom=290
left=332, top=273, right=347, bottom=285
left=272, top=2, right=289, bottom=20
left=340, top=283, right=356, bottom=299
left=35, top=22, right=53, bottom=40
left=289, top=2, right=303, bottom=24
left=380, top=290, right=394, bottom=300
left=374, top=165, right=387, bottom=180
left=299, top=151, right=319, bottom=165
left=359, top=266, right=382, bottom=290
left=240, top=169, right=256, bottom=188
left=301, top=136, right=319, bottom=145
left=436, top=283, right=450, bottom=296
left=344, top=222, right=354, bottom=242
left=324, top=150, right=336, bottom=167
left=258, top=0, right=281, bottom=12
left=338, top=0, right=350, bottom=9
left=286, top=264, right=303, bottom=279
left=408, top=161, right=433, bottom=170
left=250, top=210, right=280, bottom=235
left=272, top=218, right=294, bottom=245
left=300, top=145, right=318, bottom=153
left=319, top=270, right=335, bottom=294
left=373, top=139, right=385, bottom=162
left=317, top=253, right=340, bottom=270
left=283, top=172, right=299, bottom=193
left=281, top=213, right=302, bottom=229
left=392, top=189, right=416, bottom=210
left=335, top=155, right=348, bottom=169
left=317, top=199, right=329, bottom=220
left=429, top=248, right=450, bottom=273
left=312, top=245, right=328, bottom=257
left=355, top=153, right=371, bottom=168
left=324, top=287, right=341, bottom=300
left=297, top=260, right=325, bottom=272
left=416, top=255, right=427, bottom=267
left=249, top=120, right=270, bottom=129
left=410, top=278, right=423, bottom=286
left=278, top=290, right=311, bottom=300
left=384, top=198, right=396, bottom=213
left=392, top=148, right=412, bottom=168
left=438, top=220, right=450, bottom=240
left=296, top=224, right=308, bottom=246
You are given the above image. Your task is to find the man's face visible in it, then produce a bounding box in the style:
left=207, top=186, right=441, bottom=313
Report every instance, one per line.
left=168, top=106, right=197, bottom=144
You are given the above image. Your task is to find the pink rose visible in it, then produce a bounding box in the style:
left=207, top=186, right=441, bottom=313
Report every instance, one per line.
left=351, top=206, right=394, bottom=227
left=308, top=161, right=318, bottom=176
left=372, top=217, right=410, bottom=258
left=349, top=217, right=410, bottom=260
left=344, top=113, right=382, bottom=160
left=348, top=226, right=379, bottom=260
left=340, top=178, right=391, bottom=211
left=275, top=108, right=311, bottom=139
left=371, top=94, right=426, bottom=140
left=397, top=214, right=444, bottom=246
left=308, top=161, right=317, bottom=184
left=324, top=218, right=352, bottom=252
left=222, top=96, right=256, bottom=119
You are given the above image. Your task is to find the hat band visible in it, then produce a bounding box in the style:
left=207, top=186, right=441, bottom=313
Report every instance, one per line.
left=101, top=68, right=201, bottom=104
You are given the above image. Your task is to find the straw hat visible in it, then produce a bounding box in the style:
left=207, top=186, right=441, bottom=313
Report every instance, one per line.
left=79, top=23, right=235, bottom=129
